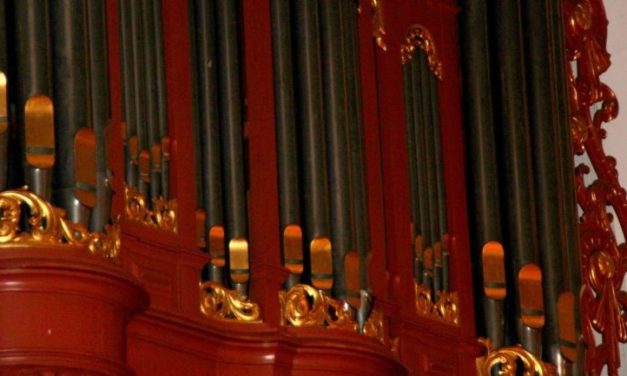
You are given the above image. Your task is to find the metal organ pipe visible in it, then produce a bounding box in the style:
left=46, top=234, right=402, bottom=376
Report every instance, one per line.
left=270, top=0, right=303, bottom=288
left=320, top=0, right=352, bottom=301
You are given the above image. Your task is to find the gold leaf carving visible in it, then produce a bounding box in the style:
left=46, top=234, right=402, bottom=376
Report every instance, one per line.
left=401, top=24, right=443, bottom=80
left=0, top=187, right=119, bottom=258
left=199, top=281, right=260, bottom=322
left=476, top=338, right=553, bottom=376
left=124, top=184, right=177, bottom=233
left=415, top=283, right=459, bottom=325
left=280, top=284, right=357, bottom=331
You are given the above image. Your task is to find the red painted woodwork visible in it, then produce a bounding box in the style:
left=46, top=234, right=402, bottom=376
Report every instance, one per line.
left=0, top=245, right=148, bottom=375
left=564, top=0, right=627, bottom=374
left=0, top=0, right=485, bottom=374
left=373, top=0, right=482, bottom=374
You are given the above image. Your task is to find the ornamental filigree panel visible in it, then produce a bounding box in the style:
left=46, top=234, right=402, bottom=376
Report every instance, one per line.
left=564, top=0, right=627, bottom=374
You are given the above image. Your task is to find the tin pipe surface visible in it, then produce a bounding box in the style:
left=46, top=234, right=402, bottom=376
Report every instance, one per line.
left=87, top=0, right=111, bottom=231
left=293, top=0, right=330, bottom=240
left=152, top=0, right=168, bottom=198
left=142, top=0, right=160, bottom=200
left=51, top=0, right=89, bottom=222
left=460, top=0, right=503, bottom=347
left=194, top=0, right=223, bottom=231
left=522, top=0, right=563, bottom=365
left=14, top=0, right=52, bottom=186
left=271, top=0, right=301, bottom=231
left=320, top=0, right=352, bottom=299
left=119, top=0, right=137, bottom=187
left=216, top=0, right=247, bottom=239
left=342, top=0, right=370, bottom=290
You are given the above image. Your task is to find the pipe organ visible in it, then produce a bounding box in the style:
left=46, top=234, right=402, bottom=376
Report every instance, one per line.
left=0, top=0, right=625, bottom=375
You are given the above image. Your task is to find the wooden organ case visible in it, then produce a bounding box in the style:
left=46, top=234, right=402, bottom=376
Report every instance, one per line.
left=0, top=0, right=626, bottom=375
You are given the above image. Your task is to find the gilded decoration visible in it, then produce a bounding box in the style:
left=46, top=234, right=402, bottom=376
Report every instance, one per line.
left=199, top=280, right=261, bottom=322
left=124, top=184, right=177, bottom=233
left=564, top=0, right=627, bottom=374
left=371, top=0, right=387, bottom=51
left=279, top=284, right=389, bottom=346
left=415, top=283, right=460, bottom=325
left=0, top=187, right=120, bottom=258
left=400, top=24, right=443, bottom=80
left=476, top=338, right=553, bottom=376
left=279, top=284, right=357, bottom=331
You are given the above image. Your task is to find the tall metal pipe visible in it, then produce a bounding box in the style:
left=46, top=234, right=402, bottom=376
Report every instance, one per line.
left=293, top=0, right=332, bottom=291
left=152, top=0, right=169, bottom=198
left=51, top=0, right=91, bottom=225
left=403, top=63, right=421, bottom=284
left=320, top=0, right=352, bottom=300
left=460, top=0, right=504, bottom=347
left=270, top=0, right=303, bottom=286
left=492, top=2, right=539, bottom=345
left=129, top=0, right=149, bottom=197
left=342, top=0, right=370, bottom=290
left=194, top=0, right=225, bottom=282
left=14, top=0, right=53, bottom=197
left=216, top=0, right=248, bottom=291
left=119, top=0, right=137, bottom=187
left=142, top=0, right=161, bottom=201
left=86, top=0, right=111, bottom=231
left=522, top=0, right=564, bottom=367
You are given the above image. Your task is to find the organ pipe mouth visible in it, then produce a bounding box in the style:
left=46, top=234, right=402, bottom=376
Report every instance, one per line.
left=283, top=224, right=304, bottom=275
left=229, top=237, right=249, bottom=284
left=139, top=150, right=151, bottom=184
left=151, top=144, right=162, bottom=173
left=74, top=127, right=98, bottom=208
left=311, top=237, right=333, bottom=292
left=518, top=263, right=545, bottom=329
left=209, top=225, right=226, bottom=268
left=25, top=95, right=55, bottom=169
left=0, top=73, right=7, bottom=134
left=482, top=241, right=506, bottom=300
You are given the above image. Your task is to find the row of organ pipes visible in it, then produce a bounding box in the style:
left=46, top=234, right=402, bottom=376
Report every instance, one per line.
left=189, top=0, right=374, bottom=326
left=0, top=0, right=112, bottom=231
left=119, top=0, right=170, bottom=203
left=461, top=0, right=582, bottom=374
left=402, top=50, right=450, bottom=299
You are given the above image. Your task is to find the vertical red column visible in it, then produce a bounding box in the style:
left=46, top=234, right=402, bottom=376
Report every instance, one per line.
left=160, top=0, right=197, bottom=252
left=242, top=0, right=288, bottom=325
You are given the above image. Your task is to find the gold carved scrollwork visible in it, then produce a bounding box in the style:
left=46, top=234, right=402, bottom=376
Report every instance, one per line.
left=279, top=284, right=357, bottom=331
left=199, top=281, right=261, bottom=322
left=415, top=283, right=460, bottom=325
left=371, top=0, right=387, bottom=51
left=0, top=187, right=120, bottom=258
left=124, top=184, right=177, bottom=233
left=476, top=338, right=553, bottom=376
left=401, top=24, right=443, bottom=79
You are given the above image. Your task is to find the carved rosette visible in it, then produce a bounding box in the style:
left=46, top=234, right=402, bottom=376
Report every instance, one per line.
left=400, top=24, right=443, bottom=79
left=564, top=0, right=627, bottom=374
left=475, top=338, right=553, bottom=376
left=0, top=187, right=119, bottom=258
left=199, top=281, right=261, bottom=322
left=415, top=283, right=459, bottom=325
left=124, top=184, right=177, bottom=233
